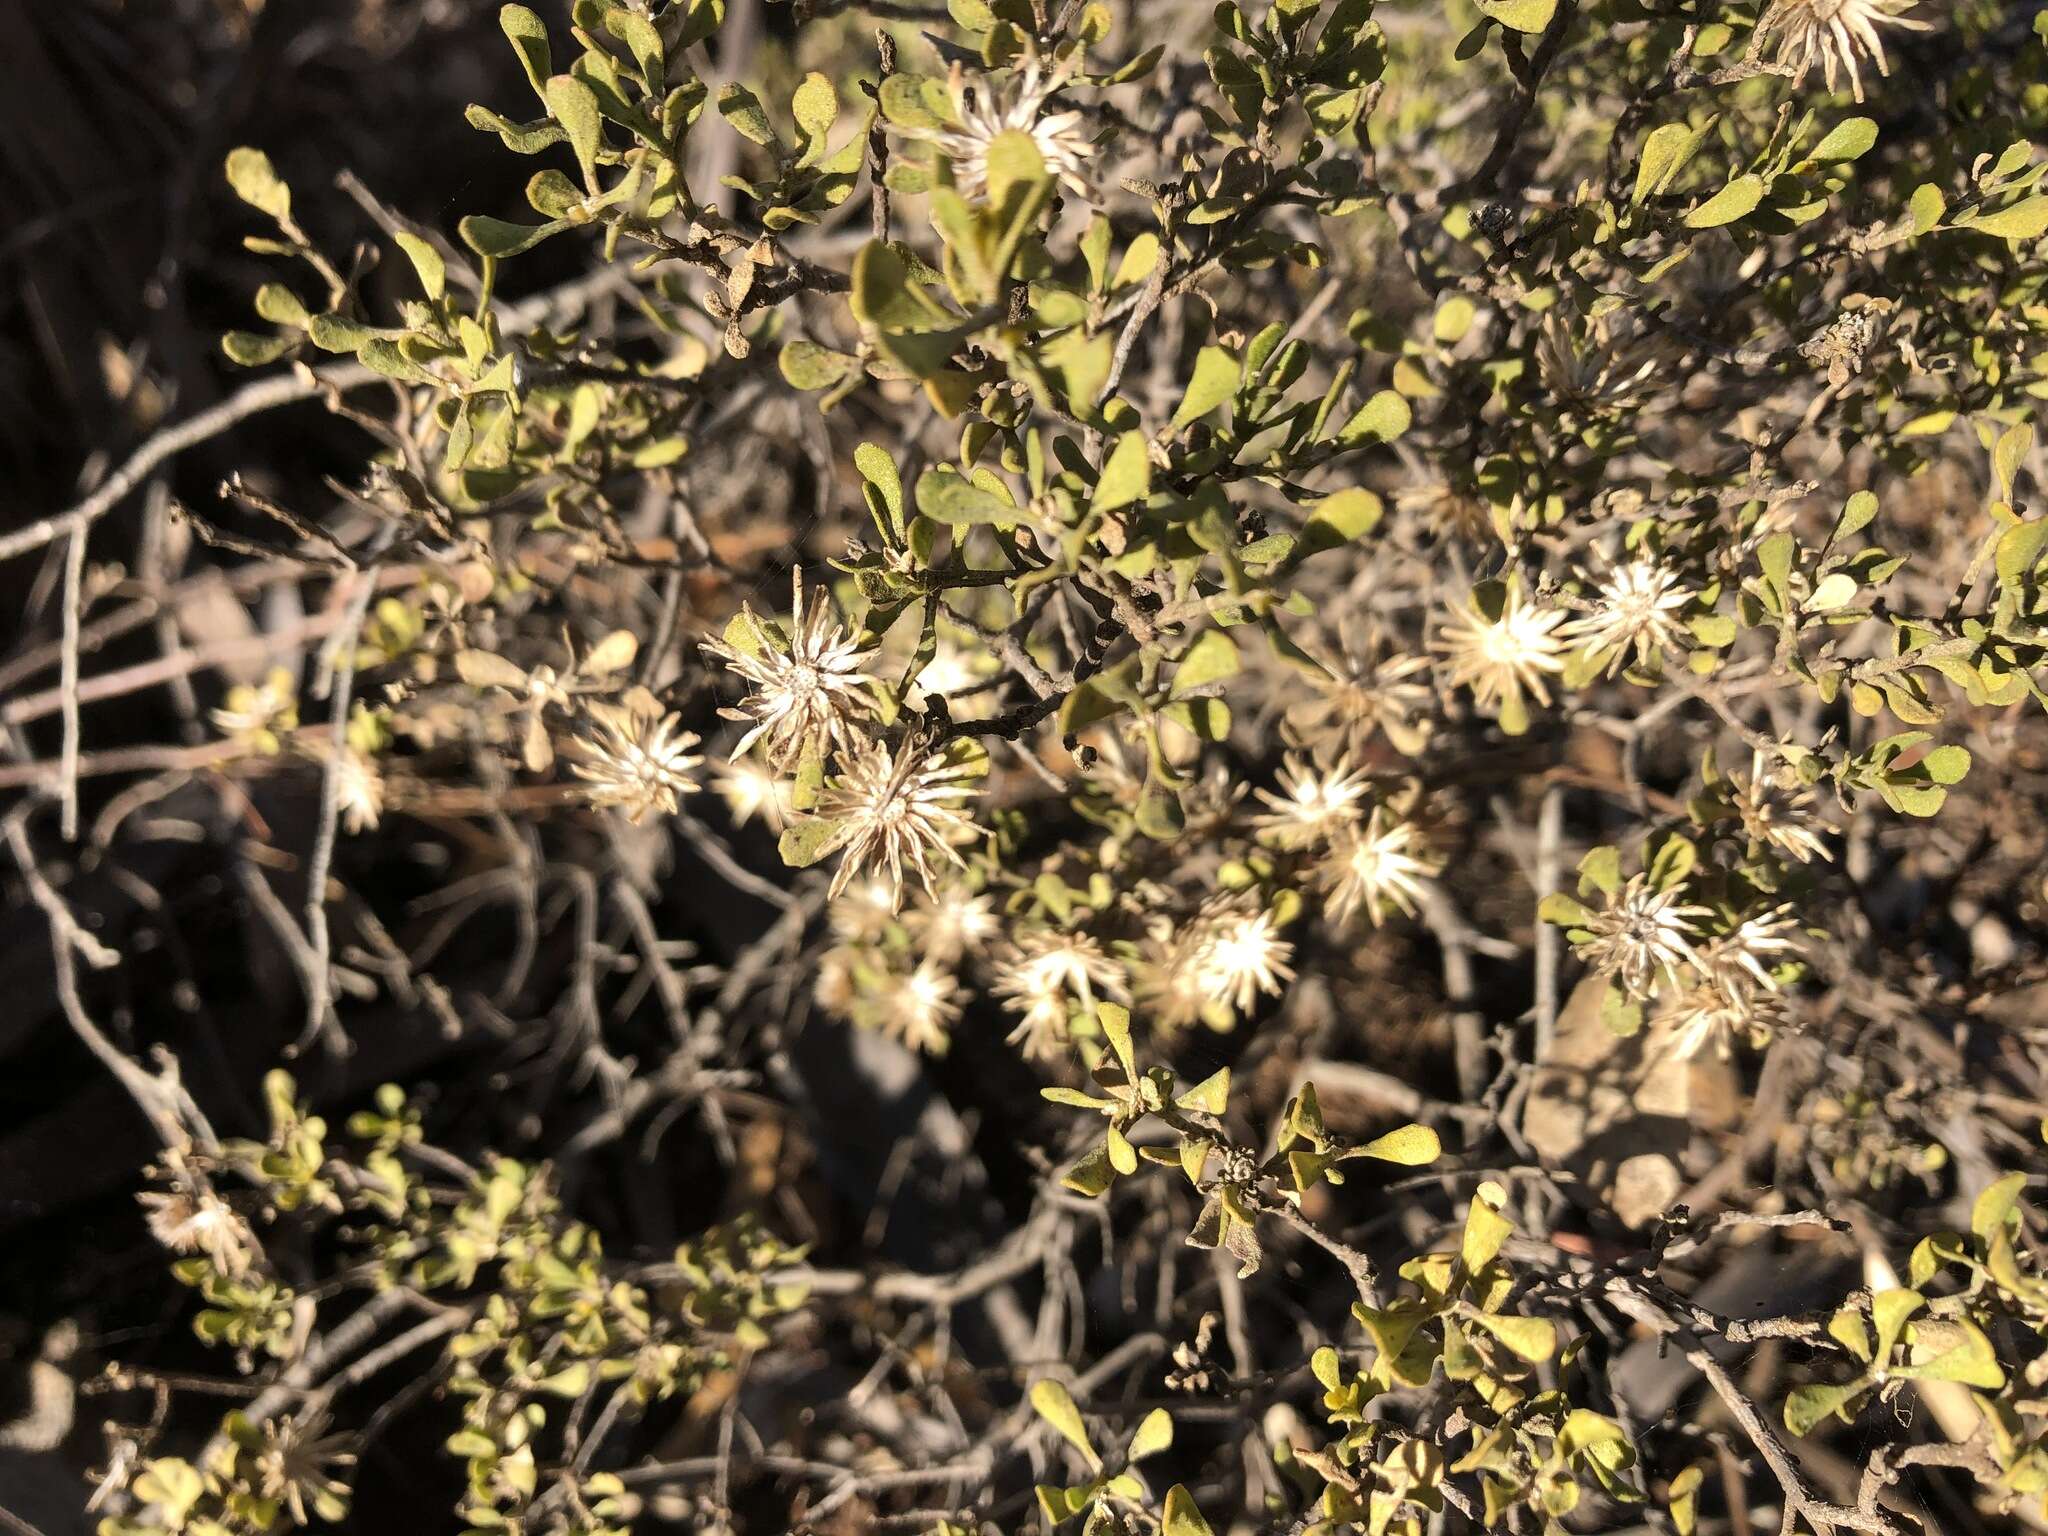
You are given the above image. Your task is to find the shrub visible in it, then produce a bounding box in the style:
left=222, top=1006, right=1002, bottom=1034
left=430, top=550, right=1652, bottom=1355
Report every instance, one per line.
left=11, top=0, right=2048, bottom=1533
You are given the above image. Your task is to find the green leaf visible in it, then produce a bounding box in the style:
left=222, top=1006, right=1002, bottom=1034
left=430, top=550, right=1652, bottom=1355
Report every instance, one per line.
left=718, top=82, right=777, bottom=147
left=1869, top=1288, right=1923, bottom=1362
left=1907, top=182, right=1946, bottom=235
left=1469, top=1312, right=1558, bottom=1363
left=1995, top=423, right=2034, bottom=501
left=1757, top=529, right=1796, bottom=594
left=1808, top=572, right=1857, bottom=611
left=1971, top=1170, right=2028, bottom=1240
left=1538, top=892, right=1592, bottom=925
left=792, top=71, right=838, bottom=144
left=1921, top=744, right=1970, bottom=785
left=983, top=128, right=1048, bottom=206
left=777, top=817, right=845, bottom=869
left=602, top=8, right=665, bottom=87
left=392, top=232, right=447, bottom=301
left=1463, top=1181, right=1514, bottom=1273
left=1176, top=1068, right=1230, bottom=1114
left=1354, top=1123, right=1441, bottom=1166
left=1478, top=0, right=1556, bottom=32
left=1339, top=389, right=1410, bottom=443
left=1965, top=195, right=2048, bottom=240
left=1995, top=518, right=2048, bottom=590
left=1832, top=490, right=1879, bottom=543
left=1298, top=488, right=1383, bottom=556
left=779, top=340, right=861, bottom=392
left=458, top=214, right=567, bottom=257
left=1098, top=1001, right=1136, bottom=1079
left=225, top=147, right=291, bottom=222
left=499, top=4, right=553, bottom=97
left=1093, top=432, right=1151, bottom=515
left=1127, top=1407, right=1173, bottom=1461
left=1633, top=118, right=1715, bottom=203
left=854, top=443, right=903, bottom=531
left=1783, top=1380, right=1867, bottom=1437
left=1162, top=1486, right=1216, bottom=1536
left=1172, top=346, right=1242, bottom=429
left=221, top=331, right=294, bottom=367
left=916, top=468, right=1015, bottom=527
left=1173, top=630, right=1240, bottom=695
left=1685, top=174, right=1766, bottom=229
left=1062, top=1143, right=1118, bottom=1197
left=545, top=74, right=603, bottom=186
left=1028, top=1380, right=1100, bottom=1469
left=1808, top=116, right=1878, bottom=162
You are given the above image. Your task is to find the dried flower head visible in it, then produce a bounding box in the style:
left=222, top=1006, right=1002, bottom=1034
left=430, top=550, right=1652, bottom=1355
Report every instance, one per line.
left=565, top=695, right=703, bottom=822
left=915, top=59, right=1095, bottom=203
left=249, top=1409, right=355, bottom=1525
left=139, top=1186, right=253, bottom=1275
left=1535, top=309, right=1662, bottom=414
left=1252, top=751, right=1373, bottom=848
left=1662, top=913, right=1803, bottom=1060
left=1564, top=556, right=1695, bottom=676
left=1575, top=874, right=1712, bottom=997
left=1435, top=584, right=1569, bottom=724
left=813, top=737, right=981, bottom=907
left=701, top=570, right=878, bottom=770
left=1321, top=807, right=1437, bottom=926
left=1287, top=625, right=1435, bottom=756
left=1729, top=749, right=1836, bottom=864
left=1754, top=0, right=1929, bottom=101
left=1394, top=481, right=1495, bottom=544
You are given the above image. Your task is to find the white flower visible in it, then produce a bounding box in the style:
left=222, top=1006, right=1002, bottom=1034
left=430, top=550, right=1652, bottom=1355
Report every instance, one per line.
left=1251, top=752, right=1373, bottom=848
left=904, top=884, right=1001, bottom=965
left=701, top=570, right=878, bottom=770
left=1564, top=557, right=1695, bottom=676
left=813, top=738, right=981, bottom=908
left=815, top=945, right=860, bottom=1016
left=1321, top=807, right=1437, bottom=926
left=1134, top=920, right=1214, bottom=1034
left=1729, top=749, right=1836, bottom=864
left=918, top=59, right=1095, bottom=203
left=829, top=875, right=904, bottom=944
left=1699, top=907, right=1805, bottom=992
left=1754, top=0, right=1929, bottom=102
left=712, top=754, right=795, bottom=832
left=994, top=930, right=1128, bottom=1061
left=333, top=748, right=384, bottom=835
left=1193, top=908, right=1296, bottom=1016
left=880, top=959, right=963, bottom=1055
left=1435, top=584, right=1569, bottom=720
left=1575, top=874, right=1713, bottom=997
left=566, top=697, right=703, bottom=822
